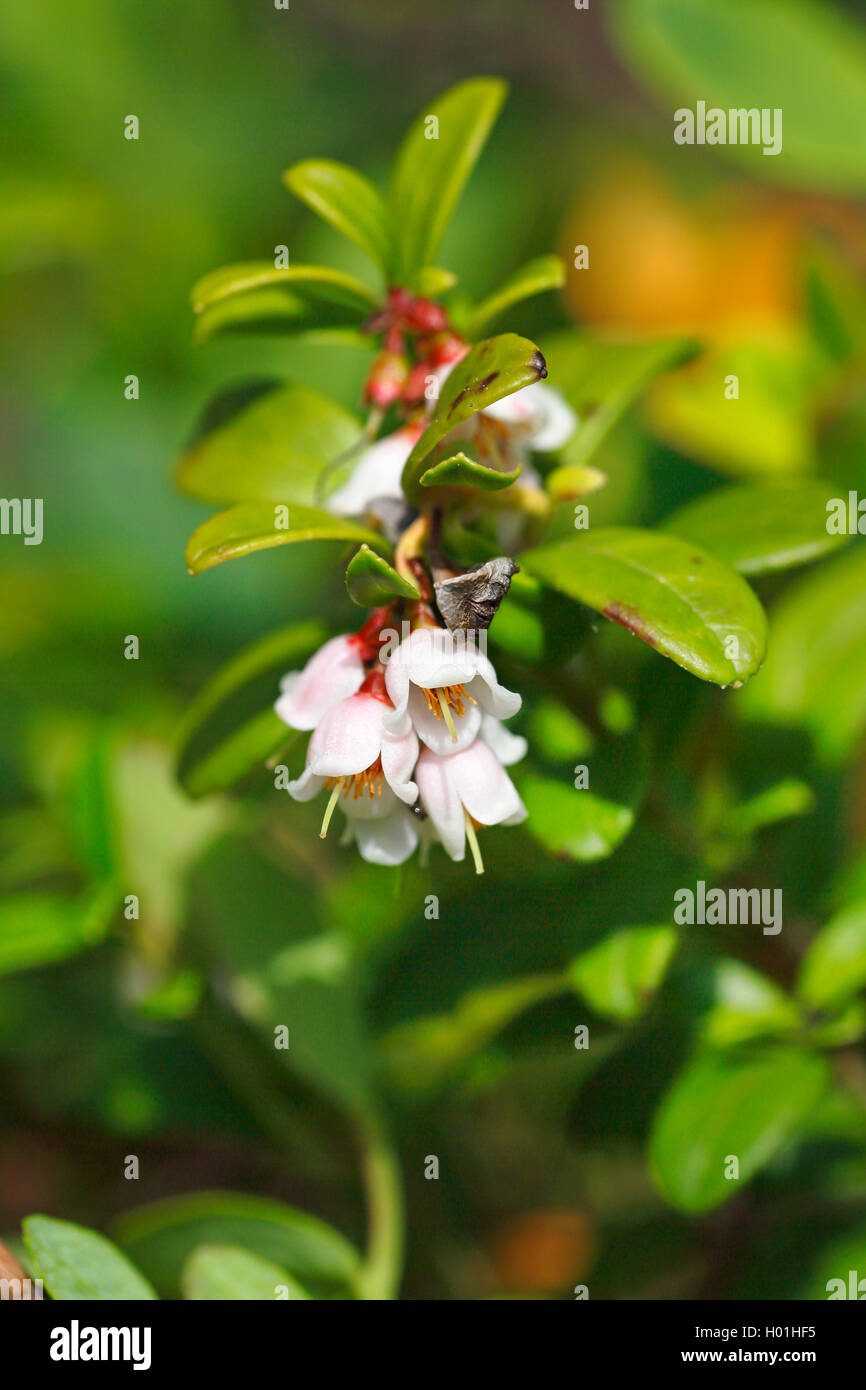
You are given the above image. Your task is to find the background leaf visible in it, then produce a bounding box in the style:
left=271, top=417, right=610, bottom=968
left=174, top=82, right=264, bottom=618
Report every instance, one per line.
left=650, top=1049, right=828, bottom=1213
left=664, top=480, right=848, bottom=575
left=608, top=0, right=866, bottom=193
left=567, top=925, right=677, bottom=1022
left=24, top=1215, right=158, bottom=1300
left=112, top=1192, right=361, bottom=1298
left=181, top=1242, right=310, bottom=1300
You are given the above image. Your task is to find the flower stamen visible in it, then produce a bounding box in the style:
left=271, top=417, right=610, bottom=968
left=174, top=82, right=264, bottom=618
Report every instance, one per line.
left=421, top=683, right=478, bottom=743
left=464, top=808, right=485, bottom=876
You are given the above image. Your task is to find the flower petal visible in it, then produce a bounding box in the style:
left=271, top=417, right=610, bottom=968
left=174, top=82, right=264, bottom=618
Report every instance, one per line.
left=275, top=635, right=364, bottom=731
left=449, top=740, right=527, bottom=828
left=380, top=723, right=420, bottom=804
left=480, top=713, right=527, bottom=766
left=327, top=427, right=417, bottom=516
left=352, top=812, right=419, bottom=866
left=415, top=748, right=466, bottom=861
left=465, top=657, right=521, bottom=720
left=308, top=693, right=384, bottom=779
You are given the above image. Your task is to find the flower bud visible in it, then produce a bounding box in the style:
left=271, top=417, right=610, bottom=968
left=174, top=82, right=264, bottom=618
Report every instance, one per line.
left=364, top=351, right=409, bottom=409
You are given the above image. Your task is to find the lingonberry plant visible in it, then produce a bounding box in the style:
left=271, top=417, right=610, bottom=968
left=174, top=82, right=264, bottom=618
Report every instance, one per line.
left=7, top=64, right=865, bottom=1303
left=175, top=78, right=780, bottom=877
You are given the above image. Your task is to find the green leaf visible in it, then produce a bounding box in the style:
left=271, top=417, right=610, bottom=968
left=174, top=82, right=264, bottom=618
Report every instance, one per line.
left=699, top=959, right=801, bottom=1048
left=517, top=735, right=647, bottom=864
left=401, top=333, right=546, bottom=497
left=664, top=481, right=849, bottom=576
left=419, top=449, right=522, bottom=493
left=645, top=335, right=823, bottom=478
left=388, top=77, right=507, bottom=278
left=176, top=382, right=362, bottom=506
left=650, top=1049, right=828, bottom=1214
left=112, top=1192, right=361, bottom=1299
left=802, top=1227, right=866, bottom=1300
left=739, top=546, right=866, bottom=762
left=192, top=288, right=366, bottom=346
left=283, top=159, right=392, bottom=270
left=24, top=1215, right=158, bottom=1300
left=609, top=0, right=866, bottom=194
left=191, top=262, right=378, bottom=317
left=464, top=255, right=566, bottom=337
left=522, top=526, right=767, bottom=685
left=798, top=903, right=866, bottom=1010
left=0, top=885, right=118, bottom=977
left=345, top=544, right=420, bottom=607
left=231, top=934, right=377, bottom=1118
left=182, top=1244, right=309, bottom=1301
left=184, top=502, right=388, bottom=575
left=176, top=621, right=327, bottom=798
left=379, top=972, right=566, bottom=1095
left=567, top=926, right=678, bottom=1022
left=409, top=265, right=458, bottom=297
left=542, top=332, right=698, bottom=470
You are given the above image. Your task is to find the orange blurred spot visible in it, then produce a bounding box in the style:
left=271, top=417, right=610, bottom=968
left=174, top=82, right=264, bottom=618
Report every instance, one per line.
left=489, top=1208, right=595, bottom=1294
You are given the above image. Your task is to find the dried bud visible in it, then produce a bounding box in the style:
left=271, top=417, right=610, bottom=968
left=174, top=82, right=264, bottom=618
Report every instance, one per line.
left=434, top=556, right=519, bottom=633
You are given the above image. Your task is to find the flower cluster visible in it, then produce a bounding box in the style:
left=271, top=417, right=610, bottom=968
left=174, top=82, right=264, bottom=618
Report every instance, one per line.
left=266, top=255, right=580, bottom=872
left=275, top=615, right=528, bottom=872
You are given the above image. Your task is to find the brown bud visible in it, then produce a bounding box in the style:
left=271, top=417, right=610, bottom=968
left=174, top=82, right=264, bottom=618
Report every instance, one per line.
left=434, top=556, right=519, bottom=633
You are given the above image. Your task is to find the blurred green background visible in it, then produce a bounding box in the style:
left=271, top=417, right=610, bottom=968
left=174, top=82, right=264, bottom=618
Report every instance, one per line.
left=2, top=0, right=866, bottom=1300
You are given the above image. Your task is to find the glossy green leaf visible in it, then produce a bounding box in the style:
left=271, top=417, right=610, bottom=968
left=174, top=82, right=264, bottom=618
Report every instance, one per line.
left=283, top=158, right=392, bottom=270
left=176, top=622, right=327, bottom=798
left=24, top=1215, right=158, bottom=1300
left=419, top=449, right=522, bottom=493
left=739, top=546, right=866, bottom=762
left=567, top=926, right=678, bottom=1022
left=465, top=255, right=566, bottom=337
left=798, top=903, right=866, bottom=1010
left=543, top=332, right=698, bottom=469
left=182, top=1243, right=309, bottom=1301
left=0, top=885, right=118, bottom=977
left=185, top=502, right=388, bottom=575
left=191, top=262, right=378, bottom=317
left=112, top=1192, right=361, bottom=1298
left=522, top=527, right=767, bottom=685
left=402, top=333, right=546, bottom=497
left=609, top=0, right=866, bottom=194
left=650, top=1049, right=828, bottom=1213
left=388, top=77, right=507, bottom=278
left=192, top=288, right=365, bottom=346
left=664, top=481, right=849, bottom=576
left=176, top=382, right=362, bottom=506
left=699, top=959, right=801, bottom=1048
left=345, top=544, right=420, bottom=607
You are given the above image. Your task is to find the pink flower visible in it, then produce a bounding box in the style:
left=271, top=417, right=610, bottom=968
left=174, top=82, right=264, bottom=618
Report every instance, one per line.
left=383, top=626, right=521, bottom=752
left=287, top=691, right=420, bottom=866
left=414, top=739, right=527, bottom=874
left=275, top=635, right=365, bottom=731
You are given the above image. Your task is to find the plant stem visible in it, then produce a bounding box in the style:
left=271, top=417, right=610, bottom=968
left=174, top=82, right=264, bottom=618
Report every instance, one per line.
left=356, top=1113, right=404, bottom=1300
